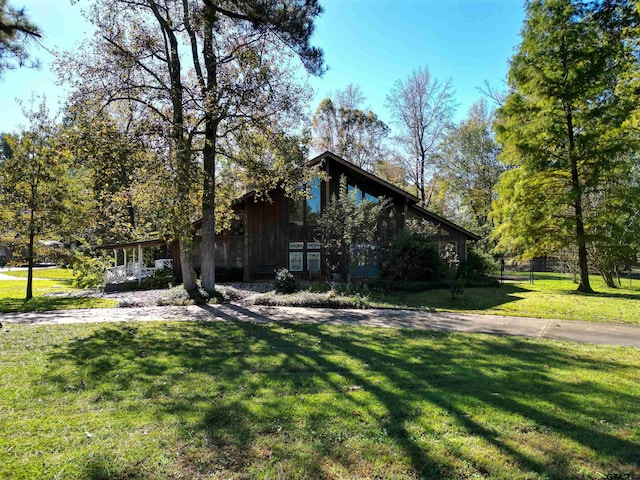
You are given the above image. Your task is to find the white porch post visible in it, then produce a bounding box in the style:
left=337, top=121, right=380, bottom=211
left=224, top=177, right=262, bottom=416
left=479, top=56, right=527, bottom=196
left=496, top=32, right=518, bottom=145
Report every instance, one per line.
left=113, top=249, right=117, bottom=266
left=138, top=243, right=142, bottom=283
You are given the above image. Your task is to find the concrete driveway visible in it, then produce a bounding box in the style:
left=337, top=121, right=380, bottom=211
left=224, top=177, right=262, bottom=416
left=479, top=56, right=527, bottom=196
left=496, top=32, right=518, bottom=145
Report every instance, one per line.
left=2, top=303, right=639, bottom=348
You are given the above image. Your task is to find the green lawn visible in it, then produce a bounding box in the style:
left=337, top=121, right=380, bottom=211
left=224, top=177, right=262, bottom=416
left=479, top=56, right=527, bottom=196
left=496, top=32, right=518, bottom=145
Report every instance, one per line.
left=369, top=272, right=640, bottom=325
left=0, top=275, right=117, bottom=312
left=1, top=267, right=77, bottom=280
left=0, top=320, right=637, bottom=479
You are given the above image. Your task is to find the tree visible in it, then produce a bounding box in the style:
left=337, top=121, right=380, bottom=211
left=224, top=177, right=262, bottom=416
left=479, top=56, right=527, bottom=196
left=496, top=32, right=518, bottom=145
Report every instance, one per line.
left=0, top=0, right=40, bottom=75
left=60, top=0, right=323, bottom=294
left=494, top=0, right=639, bottom=292
left=0, top=101, right=85, bottom=299
left=439, top=99, right=504, bottom=246
left=63, top=104, right=171, bottom=246
left=312, top=84, right=389, bottom=171
left=315, top=175, right=393, bottom=286
left=385, top=66, right=456, bottom=206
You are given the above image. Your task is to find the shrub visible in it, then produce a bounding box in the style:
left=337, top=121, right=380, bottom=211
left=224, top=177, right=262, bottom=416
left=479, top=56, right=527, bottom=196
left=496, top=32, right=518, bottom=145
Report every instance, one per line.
left=72, top=250, right=106, bottom=289
left=462, top=249, right=497, bottom=279
left=140, top=267, right=176, bottom=289
left=274, top=268, right=298, bottom=294
left=383, top=233, right=441, bottom=283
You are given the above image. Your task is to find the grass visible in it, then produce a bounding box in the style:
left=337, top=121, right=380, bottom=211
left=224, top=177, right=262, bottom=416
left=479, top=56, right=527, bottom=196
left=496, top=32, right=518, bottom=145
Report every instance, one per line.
left=1, top=319, right=638, bottom=479
left=0, top=275, right=117, bottom=313
left=1, top=267, right=76, bottom=280
left=365, top=272, right=640, bottom=325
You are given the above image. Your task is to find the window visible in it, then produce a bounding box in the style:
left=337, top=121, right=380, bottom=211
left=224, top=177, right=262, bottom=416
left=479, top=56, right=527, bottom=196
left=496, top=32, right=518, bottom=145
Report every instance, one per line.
left=289, top=177, right=322, bottom=225
left=288, top=197, right=304, bottom=225
left=306, top=177, right=321, bottom=225
left=364, top=192, right=378, bottom=204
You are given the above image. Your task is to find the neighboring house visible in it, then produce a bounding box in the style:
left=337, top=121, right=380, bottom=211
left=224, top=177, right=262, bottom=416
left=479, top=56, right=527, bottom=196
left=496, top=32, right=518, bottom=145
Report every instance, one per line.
left=102, top=151, right=479, bottom=284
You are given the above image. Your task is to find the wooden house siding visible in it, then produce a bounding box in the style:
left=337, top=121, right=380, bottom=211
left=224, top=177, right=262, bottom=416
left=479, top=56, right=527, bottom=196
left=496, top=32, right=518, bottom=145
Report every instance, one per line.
left=236, top=152, right=480, bottom=280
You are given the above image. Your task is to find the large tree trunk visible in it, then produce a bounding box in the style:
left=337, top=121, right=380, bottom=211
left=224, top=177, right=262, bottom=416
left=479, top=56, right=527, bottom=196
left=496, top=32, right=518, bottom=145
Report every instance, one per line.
left=567, top=110, right=593, bottom=293
left=200, top=123, right=216, bottom=294
left=198, top=8, right=217, bottom=295
left=179, top=240, right=197, bottom=292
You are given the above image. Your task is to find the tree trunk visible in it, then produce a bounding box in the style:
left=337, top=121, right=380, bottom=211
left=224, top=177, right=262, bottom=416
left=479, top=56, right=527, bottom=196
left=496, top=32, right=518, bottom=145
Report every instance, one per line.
left=567, top=108, right=593, bottom=293
left=199, top=8, right=217, bottom=295
left=200, top=123, right=216, bottom=294
left=26, top=223, right=35, bottom=301
left=179, top=240, right=197, bottom=292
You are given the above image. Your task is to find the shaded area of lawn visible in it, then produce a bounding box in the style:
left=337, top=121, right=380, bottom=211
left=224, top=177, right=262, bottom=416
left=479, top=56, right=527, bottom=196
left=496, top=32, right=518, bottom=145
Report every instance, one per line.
left=2, top=315, right=638, bottom=479
left=0, top=279, right=117, bottom=312
left=368, top=272, right=640, bottom=324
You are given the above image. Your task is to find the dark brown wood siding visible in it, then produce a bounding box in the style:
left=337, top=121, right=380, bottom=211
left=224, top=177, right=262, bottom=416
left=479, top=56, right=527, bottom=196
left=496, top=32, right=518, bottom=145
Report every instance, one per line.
left=245, top=191, right=289, bottom=279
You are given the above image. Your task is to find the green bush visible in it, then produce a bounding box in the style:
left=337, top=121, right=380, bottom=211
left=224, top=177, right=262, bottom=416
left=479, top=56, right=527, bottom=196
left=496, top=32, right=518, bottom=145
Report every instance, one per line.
left=462, top=249, right=497, bottom=279
left=383, top=233, right=441, bottom=283
left=140, top=267, right=176, bottom=289
left=72, top=250, right=106, bottom=289
left=274, top=268, right=297, bottom=294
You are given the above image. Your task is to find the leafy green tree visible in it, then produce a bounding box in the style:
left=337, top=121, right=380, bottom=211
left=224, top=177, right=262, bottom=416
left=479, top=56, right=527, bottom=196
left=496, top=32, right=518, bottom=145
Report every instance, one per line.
left=439, top=99, right=503, bottom=247
left=0, top=0, right=40, bottom=75
left=494, top=0, right=639, bottom=293
left=0, top=101, right=87, bottom=299
left=315, top=175, right=394, bottom=286
left=312, top=84, right=390, bottom=171
left=60, top=0, right=323, bottom=294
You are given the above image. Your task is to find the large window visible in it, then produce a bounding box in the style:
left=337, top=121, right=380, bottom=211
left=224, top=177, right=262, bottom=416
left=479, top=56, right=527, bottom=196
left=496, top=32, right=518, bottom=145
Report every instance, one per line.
left=288, top=196, right=304, bottom=225
left=306, top=178, right=321, bottom=224
left=289, top=177, right=321, bottom=225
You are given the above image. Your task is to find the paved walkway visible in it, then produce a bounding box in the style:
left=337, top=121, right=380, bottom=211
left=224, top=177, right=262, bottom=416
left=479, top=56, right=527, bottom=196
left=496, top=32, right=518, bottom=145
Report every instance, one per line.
left=2, top=303, right=639, bottom=348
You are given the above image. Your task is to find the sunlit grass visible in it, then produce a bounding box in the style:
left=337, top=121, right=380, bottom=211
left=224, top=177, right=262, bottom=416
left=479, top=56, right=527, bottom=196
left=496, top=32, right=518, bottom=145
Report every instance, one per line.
left=368, top=272, right=640, bottom=325
left=1, top=320, right=638, bottom=479
left=1, top=267, right=76, bottom=280
left=0, top=278, right=117, bottom=312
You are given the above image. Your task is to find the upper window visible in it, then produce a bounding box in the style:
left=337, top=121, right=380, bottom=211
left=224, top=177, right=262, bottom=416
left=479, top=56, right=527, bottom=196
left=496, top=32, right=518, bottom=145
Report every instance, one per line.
left=289, top=177, right=321, bottom=225
left=306, top=178, right=321, bottom=225
left=364, top=192, right=379, bottom=204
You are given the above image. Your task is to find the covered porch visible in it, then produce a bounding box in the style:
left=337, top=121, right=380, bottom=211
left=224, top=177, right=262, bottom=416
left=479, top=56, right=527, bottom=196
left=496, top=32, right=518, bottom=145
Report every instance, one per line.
left=101, top=239, right=174, bottom=286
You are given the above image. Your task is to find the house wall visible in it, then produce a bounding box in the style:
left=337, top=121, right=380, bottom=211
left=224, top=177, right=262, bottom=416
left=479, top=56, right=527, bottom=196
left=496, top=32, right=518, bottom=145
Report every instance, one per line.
left=239, top=157, right=475, bottom=281
left=245, top=191, right=289, bottom=280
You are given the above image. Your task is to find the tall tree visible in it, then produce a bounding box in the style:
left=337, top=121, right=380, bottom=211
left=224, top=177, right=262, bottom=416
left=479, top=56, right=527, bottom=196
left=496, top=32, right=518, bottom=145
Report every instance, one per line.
left=0, top=101, right=84, bottom=299
left=439, top=99, right=504, bottom=245
left=0, top=0, right=40, bottom=75
left=385, top=66, right=456, bottom=206
left=59, top=0, right=323, bottom=294
left=494, top=0, right=639, bottom=292
left=312, top=84, right=389, bottom=171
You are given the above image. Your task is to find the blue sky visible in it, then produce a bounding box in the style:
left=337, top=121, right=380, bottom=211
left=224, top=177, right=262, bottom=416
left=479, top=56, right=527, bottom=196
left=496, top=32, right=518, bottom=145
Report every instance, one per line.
left=0, top=0, right=525, bottom=133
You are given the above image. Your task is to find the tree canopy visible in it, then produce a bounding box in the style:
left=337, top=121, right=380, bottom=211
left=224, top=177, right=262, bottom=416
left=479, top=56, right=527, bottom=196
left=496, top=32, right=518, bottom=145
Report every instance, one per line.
left=493, top=0, right=640, bottom=292
left=0, top=0, right=40, bottom=75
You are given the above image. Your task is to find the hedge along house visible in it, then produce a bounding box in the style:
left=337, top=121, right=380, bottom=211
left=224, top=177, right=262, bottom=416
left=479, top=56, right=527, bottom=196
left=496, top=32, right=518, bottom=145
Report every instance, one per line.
left=101, top=151, right=479, bottom=286
left=234, top=151, right=479, bottom=282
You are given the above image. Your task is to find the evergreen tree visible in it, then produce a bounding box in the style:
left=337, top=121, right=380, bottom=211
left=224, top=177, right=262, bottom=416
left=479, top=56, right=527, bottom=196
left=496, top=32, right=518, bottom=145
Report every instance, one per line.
left=494, top=0, right=639, bottom=292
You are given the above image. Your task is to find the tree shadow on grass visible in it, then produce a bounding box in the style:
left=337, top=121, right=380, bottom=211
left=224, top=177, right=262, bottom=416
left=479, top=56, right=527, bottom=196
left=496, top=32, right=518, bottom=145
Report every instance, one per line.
left=389, top=283, right=532, bottom=312
left=43, top=309, right=640, bottom=479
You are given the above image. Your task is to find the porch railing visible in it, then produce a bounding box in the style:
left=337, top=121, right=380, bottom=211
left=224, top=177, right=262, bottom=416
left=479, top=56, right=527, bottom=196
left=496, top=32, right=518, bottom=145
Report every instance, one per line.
left=104, top=259, right=173, bottom=285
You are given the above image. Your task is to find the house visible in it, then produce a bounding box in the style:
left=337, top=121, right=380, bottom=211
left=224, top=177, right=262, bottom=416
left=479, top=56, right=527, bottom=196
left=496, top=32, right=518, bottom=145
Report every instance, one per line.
left=102, top=151, right=479, bottom=285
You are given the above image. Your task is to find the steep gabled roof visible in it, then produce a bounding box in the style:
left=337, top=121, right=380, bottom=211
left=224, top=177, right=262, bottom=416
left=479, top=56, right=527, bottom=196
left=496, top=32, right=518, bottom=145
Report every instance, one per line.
left=312, top=151, right=480, bottom=241
left=309, top=151, right=421, bottom=203
left=411, top=204, right=481, bottom=241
